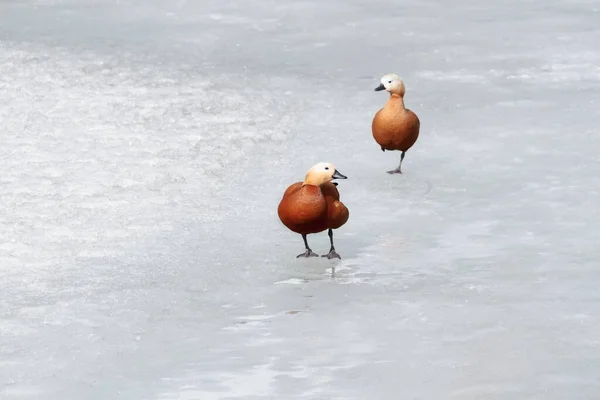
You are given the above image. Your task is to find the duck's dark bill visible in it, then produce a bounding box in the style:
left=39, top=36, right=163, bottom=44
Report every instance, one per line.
left=374, top=83, right=385, bottom=91
left=332, top=170, right=348, bottom=179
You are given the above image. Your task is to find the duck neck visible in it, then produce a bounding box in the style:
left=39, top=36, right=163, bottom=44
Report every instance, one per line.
left=388, top=93, right=406, bottom=109
left=303, top=172, right=331, bottom=187
left=302, top=179, right=322, bottom=187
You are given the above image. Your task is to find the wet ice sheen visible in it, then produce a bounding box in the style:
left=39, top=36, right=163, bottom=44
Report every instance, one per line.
left=1, top=0, right=600, bottom=399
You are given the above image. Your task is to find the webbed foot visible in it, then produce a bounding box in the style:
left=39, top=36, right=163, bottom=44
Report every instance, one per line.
left=297, top=249, right=319, bottom=258
left=321, top=249, right=341, bottom=259
left=386, top=168, right=402, bottom=174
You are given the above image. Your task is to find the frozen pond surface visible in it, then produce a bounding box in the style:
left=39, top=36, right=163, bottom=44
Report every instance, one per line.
left=1, top=0, right=600, bottom=398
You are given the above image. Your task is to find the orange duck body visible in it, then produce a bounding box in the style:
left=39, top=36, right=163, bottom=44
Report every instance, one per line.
left=372, top=94, right=420, bottom=153
left=278, top=182, right=348, bottom=235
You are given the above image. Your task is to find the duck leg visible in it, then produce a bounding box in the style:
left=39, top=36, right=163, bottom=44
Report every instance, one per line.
left=322, top=228, right=341, bottom=259
left=387, top=151, right=405, bottom=174
left=297, top=234, right=319, bottom=258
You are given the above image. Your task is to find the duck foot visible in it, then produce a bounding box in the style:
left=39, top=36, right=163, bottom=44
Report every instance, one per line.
left=321, top=249, right=341, bottom=259
left=386, top=168, right=402, bottom=174
left=297, top=249, right=319, bottom=258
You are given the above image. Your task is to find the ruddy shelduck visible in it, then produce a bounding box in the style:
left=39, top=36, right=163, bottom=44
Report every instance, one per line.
left=278, top=162, right=349, bottom=259
left=372, top=73, right=420, bottom=174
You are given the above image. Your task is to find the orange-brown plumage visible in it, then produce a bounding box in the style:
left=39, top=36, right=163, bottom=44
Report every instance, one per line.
left=321, top=182, right=349, bottom=230
left=277, top=162, right=349, bottom=258
left=372, top=94, right=420, bottom=152
left=277, top=182, right=349, bottom=234
left=278, top=183, right=329, bottom=235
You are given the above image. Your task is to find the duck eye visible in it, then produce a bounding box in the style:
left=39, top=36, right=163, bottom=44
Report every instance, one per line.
left=324, top=167, right=329, bottom=170
left=388, top=80, right=392, bottom=83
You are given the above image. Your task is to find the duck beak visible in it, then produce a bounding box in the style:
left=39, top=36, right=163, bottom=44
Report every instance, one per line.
left=332, top=169, right=347, bottom=180
left=374, top=83, right=385, bottom=91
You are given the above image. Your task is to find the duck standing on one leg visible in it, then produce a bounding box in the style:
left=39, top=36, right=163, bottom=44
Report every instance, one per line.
left=278, top=162, right=350, bottom=259
left=372, top=73, right=420, bottom=174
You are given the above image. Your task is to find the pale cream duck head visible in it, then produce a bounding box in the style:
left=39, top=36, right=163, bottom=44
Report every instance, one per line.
left=374, top=73, right=406, bottom=96
left=303, top=162, right=347, bottom=186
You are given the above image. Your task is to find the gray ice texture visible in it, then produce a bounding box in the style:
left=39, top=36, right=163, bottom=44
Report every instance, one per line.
left=1, top=0, right=599, bottom=399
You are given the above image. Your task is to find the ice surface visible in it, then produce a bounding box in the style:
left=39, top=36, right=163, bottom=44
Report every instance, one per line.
left=1, top=0, right=600, bottom=399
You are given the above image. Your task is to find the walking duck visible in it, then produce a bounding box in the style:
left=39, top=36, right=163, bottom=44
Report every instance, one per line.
left=278, top=162, right=349, bottom=259
left=372, top=73, right=420, bottom=174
